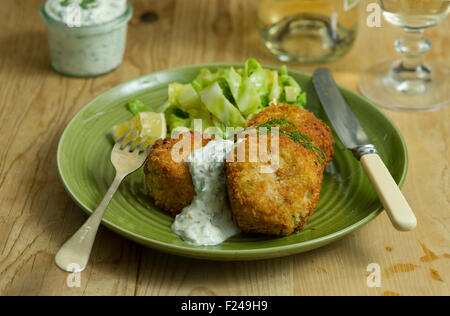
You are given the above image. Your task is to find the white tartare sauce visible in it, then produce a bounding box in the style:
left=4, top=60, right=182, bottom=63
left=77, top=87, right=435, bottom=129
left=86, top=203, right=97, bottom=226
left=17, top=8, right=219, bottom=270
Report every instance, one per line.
left=42, top=0, right=131, bottom=77
left=172, top=139, right=240, bottom=246
left=45, top=0, right=127, bottom=26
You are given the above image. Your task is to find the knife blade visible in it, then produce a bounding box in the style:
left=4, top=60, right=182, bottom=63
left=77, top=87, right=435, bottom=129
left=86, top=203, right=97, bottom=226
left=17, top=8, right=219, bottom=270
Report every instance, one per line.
left=313, top=68, right=373, bottom=154
left=313, top=68, right=417, bottom=231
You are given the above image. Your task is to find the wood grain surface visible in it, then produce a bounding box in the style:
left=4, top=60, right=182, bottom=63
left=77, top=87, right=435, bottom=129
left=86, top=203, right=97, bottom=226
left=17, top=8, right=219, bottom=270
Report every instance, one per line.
left=0, top=0, right=448, bottom=296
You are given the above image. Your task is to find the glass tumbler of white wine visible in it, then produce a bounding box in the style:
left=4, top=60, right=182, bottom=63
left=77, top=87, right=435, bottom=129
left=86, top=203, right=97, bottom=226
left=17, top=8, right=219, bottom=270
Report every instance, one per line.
left=359, top=0, right=450, bottom=112
left=258, top=0, right=361, bottom=63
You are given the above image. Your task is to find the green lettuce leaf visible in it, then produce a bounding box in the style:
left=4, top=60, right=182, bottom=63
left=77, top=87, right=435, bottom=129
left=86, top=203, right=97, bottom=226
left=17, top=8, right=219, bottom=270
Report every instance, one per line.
left=236, top=77, right=262, bottom=117
left=199, top=82, right=246, bottom=127
left=128, top=98, right=151, bottom=115
left=192, top=69, right=217, bottom=91
left=216, top=67, right=242, bottom=104
left=165, top=106, right=192, bottom=132
left=244, top=58, right=269, bottom=106
left=267, top=70, right=281, bottom=105
left=168, top=83, right=207, bottom=118
left=284, top=86, right=301, bottom=103
left=293, top=92, right=307, bottom=108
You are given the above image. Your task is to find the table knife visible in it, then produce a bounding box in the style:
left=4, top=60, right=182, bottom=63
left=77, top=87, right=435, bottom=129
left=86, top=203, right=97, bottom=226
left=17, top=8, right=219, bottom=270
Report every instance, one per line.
left=312, top=68, right=417, bottom=231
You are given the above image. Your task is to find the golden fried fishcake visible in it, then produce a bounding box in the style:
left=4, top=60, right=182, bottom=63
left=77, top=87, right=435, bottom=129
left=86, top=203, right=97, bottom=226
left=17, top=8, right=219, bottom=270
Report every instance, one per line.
left=247, top=103, right=334, bottom=165
left=226, top=134, right=323, bottom=235
left=226, top=104, right=334, bottom=236
left=144, top=131, right=212, bottom=216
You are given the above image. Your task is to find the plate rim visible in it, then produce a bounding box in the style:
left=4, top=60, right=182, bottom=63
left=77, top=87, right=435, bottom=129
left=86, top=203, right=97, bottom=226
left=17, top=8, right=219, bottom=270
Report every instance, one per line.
left=56, top=63, right=409, bottom=260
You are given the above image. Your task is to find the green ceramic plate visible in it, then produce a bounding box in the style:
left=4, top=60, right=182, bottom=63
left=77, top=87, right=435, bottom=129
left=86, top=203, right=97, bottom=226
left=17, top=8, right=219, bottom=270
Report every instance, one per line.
left=57, top=64, right=408, bottom=261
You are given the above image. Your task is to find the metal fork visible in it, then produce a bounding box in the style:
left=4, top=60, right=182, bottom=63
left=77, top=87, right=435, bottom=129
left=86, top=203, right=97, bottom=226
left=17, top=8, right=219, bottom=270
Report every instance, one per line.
left=55, top=130, right=150, bottom=273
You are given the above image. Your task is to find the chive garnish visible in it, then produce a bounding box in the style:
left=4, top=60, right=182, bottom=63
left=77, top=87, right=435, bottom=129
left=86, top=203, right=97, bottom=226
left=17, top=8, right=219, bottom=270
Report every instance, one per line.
left=59, top=0, right=98, bottom=10
left=60, top=0, right=71, bottom=7
left=80, top=0, right=98, bottom=10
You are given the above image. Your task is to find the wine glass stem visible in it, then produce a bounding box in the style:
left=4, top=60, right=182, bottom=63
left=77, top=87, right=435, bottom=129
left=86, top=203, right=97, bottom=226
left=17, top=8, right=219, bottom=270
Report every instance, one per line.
left=390, top=28, right=432, bottom=94
left=396, top=28, right=430, bottom=69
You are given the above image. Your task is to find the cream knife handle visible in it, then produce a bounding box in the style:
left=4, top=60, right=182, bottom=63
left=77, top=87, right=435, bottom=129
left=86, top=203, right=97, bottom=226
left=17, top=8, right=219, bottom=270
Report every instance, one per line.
left=360, top=153, right=417, bottom=231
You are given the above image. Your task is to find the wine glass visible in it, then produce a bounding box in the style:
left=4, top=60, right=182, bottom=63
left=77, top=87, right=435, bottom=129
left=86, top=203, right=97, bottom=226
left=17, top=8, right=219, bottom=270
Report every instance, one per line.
left=359, top=0, right=450, bottom=112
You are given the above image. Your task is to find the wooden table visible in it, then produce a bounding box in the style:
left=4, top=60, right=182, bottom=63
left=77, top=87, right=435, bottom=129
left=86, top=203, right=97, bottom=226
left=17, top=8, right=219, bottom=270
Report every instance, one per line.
left=0, top=0, right=448, bottom=296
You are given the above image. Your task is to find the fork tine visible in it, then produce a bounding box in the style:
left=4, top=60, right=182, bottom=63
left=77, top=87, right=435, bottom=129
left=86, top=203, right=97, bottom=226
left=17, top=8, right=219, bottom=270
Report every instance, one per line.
left=131, top=136, right=150, bottom=152
left=121, top=130, right=140, bottom=150
left=143, top=144, right=152, bottom=155
left=117, top=128, right=136, bottom=145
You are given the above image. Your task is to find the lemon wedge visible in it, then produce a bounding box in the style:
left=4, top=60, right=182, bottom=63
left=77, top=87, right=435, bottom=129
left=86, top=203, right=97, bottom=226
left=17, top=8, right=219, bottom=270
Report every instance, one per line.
left=112, top=112, right=167, bottom=148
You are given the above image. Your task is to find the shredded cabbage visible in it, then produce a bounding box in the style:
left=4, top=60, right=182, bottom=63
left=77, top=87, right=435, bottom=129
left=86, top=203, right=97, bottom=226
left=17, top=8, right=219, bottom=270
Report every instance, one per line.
left=165, top=106, right=192, bottom=132
left=236, top=77, right=262, bottom=117
left=199, top=82, right=246, bottom=127
left=163, top=58, right=306, bottom=135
